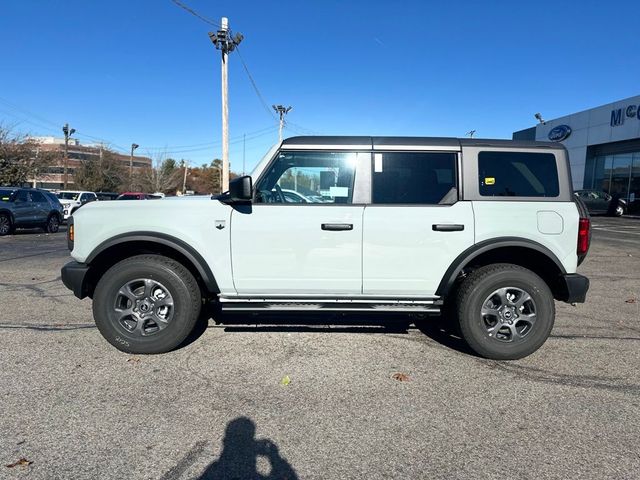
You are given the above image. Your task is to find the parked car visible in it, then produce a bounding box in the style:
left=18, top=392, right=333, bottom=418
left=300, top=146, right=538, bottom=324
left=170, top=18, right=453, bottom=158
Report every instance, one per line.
left=0, top=187, right=64, bottom=235
left=116, top=192, right=160, bottom=200
left=57, top=190, right=98, bottom=221
left=61, top=136, right=590, bottom=360
left=96, top=192, right=120, bottom=201
left=574, top=190, right=626, bottom=216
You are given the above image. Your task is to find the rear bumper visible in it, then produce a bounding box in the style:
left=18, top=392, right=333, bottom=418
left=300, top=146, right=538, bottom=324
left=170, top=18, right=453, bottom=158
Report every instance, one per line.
left=558, top=273, right=589, bottom=303
left=61, top=261, right=90, bottom=299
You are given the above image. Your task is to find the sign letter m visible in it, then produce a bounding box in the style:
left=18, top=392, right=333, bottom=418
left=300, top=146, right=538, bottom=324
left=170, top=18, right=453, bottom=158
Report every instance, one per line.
left=611, top=108, right=624, bottom=127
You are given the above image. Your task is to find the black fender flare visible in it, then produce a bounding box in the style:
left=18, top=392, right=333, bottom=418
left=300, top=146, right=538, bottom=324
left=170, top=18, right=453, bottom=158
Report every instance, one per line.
left=85, top=231, right=219, bottom=292
left=436, top=237, right=567, bottom=296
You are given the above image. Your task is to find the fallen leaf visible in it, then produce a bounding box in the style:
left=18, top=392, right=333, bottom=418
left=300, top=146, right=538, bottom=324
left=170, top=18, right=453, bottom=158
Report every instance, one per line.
left=6, top=458, right=32, bottom=468
left=625, top=298, right=637, bottom=304
left=127, top=357, right=141, bottom=363
left=392, top=373, right=410, bottom=382
left=280, top=375, right=291, bottom=386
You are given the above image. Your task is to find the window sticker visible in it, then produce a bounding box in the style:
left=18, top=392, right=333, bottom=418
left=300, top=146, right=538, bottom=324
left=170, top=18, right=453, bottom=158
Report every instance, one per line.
left=484, top=177, right=495, bottom=185
left=329, top=186, right=349, bottom=198
left=374, top=153, right=383, bottom=172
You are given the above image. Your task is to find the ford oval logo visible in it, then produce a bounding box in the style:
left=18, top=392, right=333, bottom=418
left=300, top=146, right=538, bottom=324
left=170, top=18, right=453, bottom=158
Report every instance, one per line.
left=548, top=125, right=572, bottom=142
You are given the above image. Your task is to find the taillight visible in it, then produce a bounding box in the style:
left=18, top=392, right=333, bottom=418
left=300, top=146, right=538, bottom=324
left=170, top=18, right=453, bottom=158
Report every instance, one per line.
left=577, top=218, right=590, bottom=256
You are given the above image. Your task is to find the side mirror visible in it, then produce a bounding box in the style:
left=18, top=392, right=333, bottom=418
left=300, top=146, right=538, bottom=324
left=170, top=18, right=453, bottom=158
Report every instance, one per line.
left=227, top=176, right=253, bottom=203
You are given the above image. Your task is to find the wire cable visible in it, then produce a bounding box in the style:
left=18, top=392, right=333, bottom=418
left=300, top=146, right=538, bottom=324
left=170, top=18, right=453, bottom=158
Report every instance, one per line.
left=170, top=0, right=220, bottom=28
left=234, top=46, right=279, bottom=122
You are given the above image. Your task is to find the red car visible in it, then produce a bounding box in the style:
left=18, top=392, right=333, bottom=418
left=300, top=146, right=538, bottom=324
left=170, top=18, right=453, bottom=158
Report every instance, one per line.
left=116, top=192, right=161, bottom=200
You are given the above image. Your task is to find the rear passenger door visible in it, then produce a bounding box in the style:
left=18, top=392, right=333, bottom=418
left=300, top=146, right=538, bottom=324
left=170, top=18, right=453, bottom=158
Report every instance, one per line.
left=362, top=151, right=475, bottom=296
left=29, top=190, right=50, bottom=223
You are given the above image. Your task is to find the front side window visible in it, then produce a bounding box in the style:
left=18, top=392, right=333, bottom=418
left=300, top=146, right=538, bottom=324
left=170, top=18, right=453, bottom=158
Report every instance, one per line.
left=255, top=151, right=358, bottom=204
left=479, top=151, right=559, bottom=197
left=372, top=152, right=457, bottom=204
left=15, top=190, right=30, bottom=203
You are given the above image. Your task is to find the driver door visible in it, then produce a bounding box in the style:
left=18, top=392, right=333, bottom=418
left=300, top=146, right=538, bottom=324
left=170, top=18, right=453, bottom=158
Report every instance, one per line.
left=231, top=150, right=366, bottom=295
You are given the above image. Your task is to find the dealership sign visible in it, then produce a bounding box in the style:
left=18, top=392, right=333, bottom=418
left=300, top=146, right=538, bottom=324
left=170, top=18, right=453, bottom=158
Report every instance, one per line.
left=548, top=125, right=572, bottom=141
left=611, top=104, right=639, bottom=126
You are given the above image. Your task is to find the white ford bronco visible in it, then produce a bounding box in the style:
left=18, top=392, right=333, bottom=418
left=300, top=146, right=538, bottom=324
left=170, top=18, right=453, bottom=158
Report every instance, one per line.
left=61, top=136, right=590, bottom=359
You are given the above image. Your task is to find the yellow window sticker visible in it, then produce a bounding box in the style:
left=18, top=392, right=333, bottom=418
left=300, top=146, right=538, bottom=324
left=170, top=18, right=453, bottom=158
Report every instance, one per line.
left=484, top=177, right=495, bottom=185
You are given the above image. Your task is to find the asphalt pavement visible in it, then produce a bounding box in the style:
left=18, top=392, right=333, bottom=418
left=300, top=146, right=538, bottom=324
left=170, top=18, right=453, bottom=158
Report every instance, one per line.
left=1, top=218, right=639, bottom=479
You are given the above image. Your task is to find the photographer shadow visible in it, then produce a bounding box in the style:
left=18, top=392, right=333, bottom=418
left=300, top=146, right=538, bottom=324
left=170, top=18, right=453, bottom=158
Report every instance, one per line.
left=198, top=417, right=298, bottom=480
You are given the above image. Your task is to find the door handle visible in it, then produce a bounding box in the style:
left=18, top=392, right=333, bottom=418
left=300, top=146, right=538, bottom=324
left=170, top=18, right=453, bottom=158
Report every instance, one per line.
left=432, top=224, right=464, bottom=232
left=321, top=223, right=353, bottom=231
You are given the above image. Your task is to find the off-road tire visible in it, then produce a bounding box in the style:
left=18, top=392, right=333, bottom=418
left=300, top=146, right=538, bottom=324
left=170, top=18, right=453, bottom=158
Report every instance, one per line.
left=93, top=254, right=202, bottom=354
left=455, top=263, right=555, bottom=360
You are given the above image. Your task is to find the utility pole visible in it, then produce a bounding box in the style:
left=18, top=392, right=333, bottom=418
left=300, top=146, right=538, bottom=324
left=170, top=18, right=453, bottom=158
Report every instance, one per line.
left=129, top=143, right=139, bottom=189
left=272, top=105, right=292, bottom=142
left=182, top=161, right=188, bottom=195
left=209, top=18, right=243, bottom=192
left=62, top=123, right=76, bottom=189
left=466, top=130, right=476, bottom=138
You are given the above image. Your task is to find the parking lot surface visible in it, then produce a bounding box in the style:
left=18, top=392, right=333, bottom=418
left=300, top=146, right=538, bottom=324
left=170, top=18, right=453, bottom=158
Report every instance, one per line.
left=1, top=218, right=639, bottom=479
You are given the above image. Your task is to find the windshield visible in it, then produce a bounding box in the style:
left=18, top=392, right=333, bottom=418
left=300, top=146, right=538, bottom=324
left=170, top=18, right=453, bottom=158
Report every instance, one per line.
left=249, top=143, right=280, bottom=179
left=57, top=192, right=80, bottom=200
left=0, top=189, right=15, bottom=201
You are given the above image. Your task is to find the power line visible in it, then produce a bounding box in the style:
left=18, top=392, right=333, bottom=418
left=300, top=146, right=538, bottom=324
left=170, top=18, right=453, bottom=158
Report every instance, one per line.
left=141, top=125, right=276, bottom=150
left=234, top=46, right=279, bottom=122
left=170, top=0, right=220, bottom=27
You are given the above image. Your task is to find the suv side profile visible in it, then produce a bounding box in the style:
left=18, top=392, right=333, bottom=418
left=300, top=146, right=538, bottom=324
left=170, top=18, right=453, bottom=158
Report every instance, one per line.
left=61, top=136, right=590, bottom=360
left=0, top=187, right=64, bottom=235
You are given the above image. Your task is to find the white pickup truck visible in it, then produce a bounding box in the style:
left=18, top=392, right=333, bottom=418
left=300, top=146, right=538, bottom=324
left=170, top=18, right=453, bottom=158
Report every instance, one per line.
left=61, top=136, right=590, bottom=359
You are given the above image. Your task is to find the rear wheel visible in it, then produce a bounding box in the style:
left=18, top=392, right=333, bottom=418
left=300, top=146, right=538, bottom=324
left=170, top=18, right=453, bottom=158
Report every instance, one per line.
left=455, top=264, right=555, bottom=360
left=44, top=214, right=60, bottom=233
left=614, top=205, right=624, bottom=217
left=93, top=254, right=202, bottom=354
left=0, top=213, right=13, bottom=236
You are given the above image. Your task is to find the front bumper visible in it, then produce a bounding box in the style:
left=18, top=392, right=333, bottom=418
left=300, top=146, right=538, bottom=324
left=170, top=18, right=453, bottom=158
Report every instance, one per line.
left=61, top=261, right=90, bottom=299
left=557, top=273, right=589, bottom=303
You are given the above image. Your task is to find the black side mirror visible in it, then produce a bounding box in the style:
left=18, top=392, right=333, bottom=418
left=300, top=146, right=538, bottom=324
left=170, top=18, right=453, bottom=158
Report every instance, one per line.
left=226, top=176, right=253, bottom=203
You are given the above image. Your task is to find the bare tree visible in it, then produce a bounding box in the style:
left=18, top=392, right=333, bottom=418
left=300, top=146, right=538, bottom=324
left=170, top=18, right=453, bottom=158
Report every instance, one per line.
left=74, top=149, right=126, bottom=192
left=0, top=124, right=53, bottom=186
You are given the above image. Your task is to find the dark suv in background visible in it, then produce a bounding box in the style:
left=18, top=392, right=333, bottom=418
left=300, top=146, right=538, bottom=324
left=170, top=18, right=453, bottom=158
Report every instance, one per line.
left=0, top=187, right=64, bottom=236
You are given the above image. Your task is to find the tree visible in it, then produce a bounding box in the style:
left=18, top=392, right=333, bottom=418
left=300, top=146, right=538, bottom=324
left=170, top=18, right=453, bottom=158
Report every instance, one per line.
left=136, top=158, right=181, bottom=194
left=0, top=125, right=53, bottom=186
left=74, top=149, right=126, bottom=192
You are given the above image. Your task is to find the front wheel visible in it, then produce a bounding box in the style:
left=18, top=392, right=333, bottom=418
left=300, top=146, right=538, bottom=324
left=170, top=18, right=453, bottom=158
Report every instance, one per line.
left=0, top=213, right=13, bottom=236
left=93, top=254, right=202, bottom=354
left=455, top=264, right=555, bottom=360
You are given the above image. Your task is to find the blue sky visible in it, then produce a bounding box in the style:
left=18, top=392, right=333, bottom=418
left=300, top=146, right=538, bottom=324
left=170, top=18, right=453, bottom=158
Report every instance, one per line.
left=1, top=0, right=639, bottom=172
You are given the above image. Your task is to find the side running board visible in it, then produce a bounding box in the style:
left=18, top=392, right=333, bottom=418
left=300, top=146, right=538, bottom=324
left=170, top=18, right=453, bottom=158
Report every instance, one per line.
left=217, top=296, right=442, bottom=314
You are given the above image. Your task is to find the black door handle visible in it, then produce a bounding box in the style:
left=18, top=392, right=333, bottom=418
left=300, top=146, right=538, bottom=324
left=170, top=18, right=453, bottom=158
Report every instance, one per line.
left=432, top=224, right=465, bottom=232
left=321, top=223, right=353, bottom=231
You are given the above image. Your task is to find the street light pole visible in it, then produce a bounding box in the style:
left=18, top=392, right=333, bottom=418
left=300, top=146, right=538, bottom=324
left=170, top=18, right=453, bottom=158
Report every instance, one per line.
left=130, top=143, right=139, bottom=190
left=62, top=123, right=76, bottom=189
left=209, top=18, right=243, bottom=193
left=272, top=105, right=292, bottom=142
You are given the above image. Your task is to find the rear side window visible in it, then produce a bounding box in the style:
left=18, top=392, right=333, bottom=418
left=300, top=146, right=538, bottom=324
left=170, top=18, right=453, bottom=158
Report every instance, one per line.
left=31, top=191, right=46, bottom=203
left=372, top=152, right=457, bottom=204
left=479, top=152, right=559, bottom=197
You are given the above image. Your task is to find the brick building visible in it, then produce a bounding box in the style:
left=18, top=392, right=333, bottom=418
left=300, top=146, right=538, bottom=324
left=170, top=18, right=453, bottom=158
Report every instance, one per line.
left=29, top=136, right=152, bottom=190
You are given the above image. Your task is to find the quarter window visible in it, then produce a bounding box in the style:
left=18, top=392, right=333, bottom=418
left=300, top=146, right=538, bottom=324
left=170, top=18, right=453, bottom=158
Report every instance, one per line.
left=30, top=191, right=46, bottom=203
left=371, top=152, right=457, bottom=204
left=255, top=151, right=358, bottom=204
left=479, top=152, right=559, bottom=197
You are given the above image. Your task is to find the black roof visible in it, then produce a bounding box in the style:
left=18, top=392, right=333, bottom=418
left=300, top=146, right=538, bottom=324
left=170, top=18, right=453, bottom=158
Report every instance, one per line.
left=281, top=136, right=560, bottom=149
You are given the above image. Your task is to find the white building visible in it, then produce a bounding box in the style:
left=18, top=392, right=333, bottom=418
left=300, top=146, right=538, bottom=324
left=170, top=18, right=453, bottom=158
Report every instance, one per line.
left=513, top=95, right=640, bottom=212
